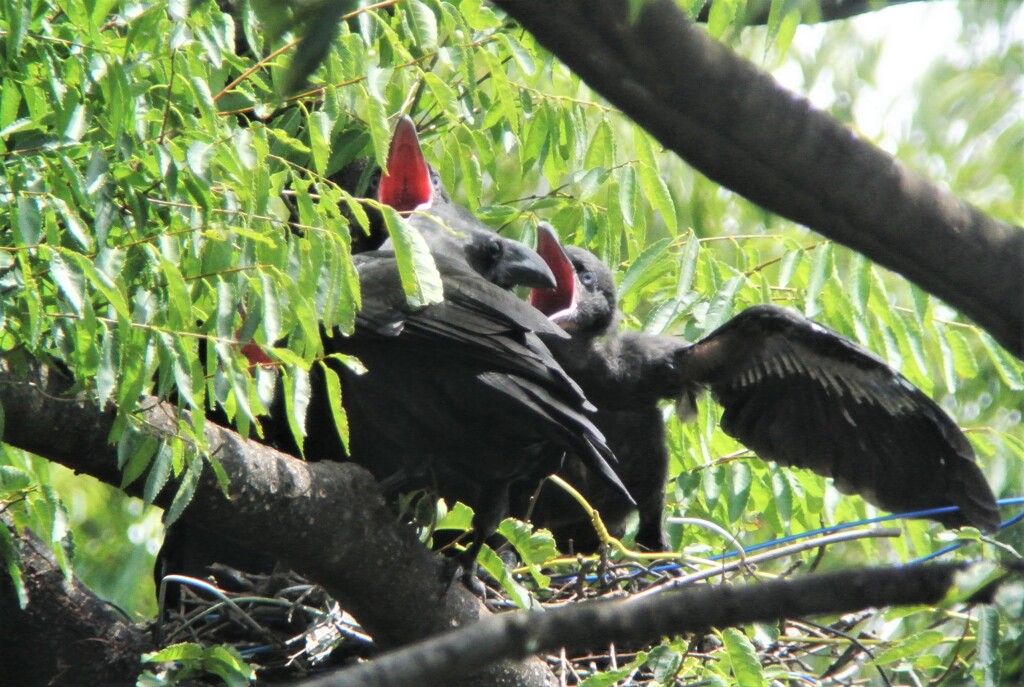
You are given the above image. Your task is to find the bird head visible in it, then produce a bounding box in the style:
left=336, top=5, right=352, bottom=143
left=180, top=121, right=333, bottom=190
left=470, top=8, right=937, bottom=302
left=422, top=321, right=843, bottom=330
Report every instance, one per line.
left=375, top=116, right=449, bottom=213
left=529, top=224, right=617, bottom=338
left=370, top=118, right=554, bottom=291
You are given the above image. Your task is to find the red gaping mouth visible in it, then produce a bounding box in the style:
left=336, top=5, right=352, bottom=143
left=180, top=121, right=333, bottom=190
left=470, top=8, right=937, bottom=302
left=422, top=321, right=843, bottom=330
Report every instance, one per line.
left=377, top=116, right=433, bottom=213
left=529, top=223, right=577, bottom=329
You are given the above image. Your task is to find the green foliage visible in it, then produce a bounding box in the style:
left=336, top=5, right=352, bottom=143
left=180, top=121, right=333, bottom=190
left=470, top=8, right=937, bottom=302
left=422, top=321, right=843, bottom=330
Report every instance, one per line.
left=0, top=450, right=74, bottom=607
left=0, top=0, right=1021, bottom=683
left=142, top=641, right=255, bottom=687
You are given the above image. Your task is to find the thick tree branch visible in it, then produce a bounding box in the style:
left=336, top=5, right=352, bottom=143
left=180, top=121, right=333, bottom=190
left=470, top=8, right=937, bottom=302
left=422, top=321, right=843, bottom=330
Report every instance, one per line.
left=0, top=514, right=149, bottom=687
left=0, top=361, right=552, bottom=687
left=312, top=562, right=1010, bottom=687
left=492, top=0, right=1024, bottom=359
left=695, top=0, right=925, bottom=25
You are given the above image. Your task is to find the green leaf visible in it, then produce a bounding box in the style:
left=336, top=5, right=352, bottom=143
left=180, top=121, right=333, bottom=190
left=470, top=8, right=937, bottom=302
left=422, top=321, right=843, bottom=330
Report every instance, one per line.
left=4, top=0, right=29, bottom=59
left=727, top=461, right=752, bottom=523
left=144, top=642, right=207, bottom=663
left=0, top=525, right=27, bottom=609
left=619, top=237, right=672, bottom=299
left=979, top=335, right=1024, bottom=390
left=721, top=627, right=768, bottom=687
left=49, top=252, right=86, bottom=314
left=319, top=360, right=349, bottom=453
left=875, top=629, right=945, bottom=665
left=460, top=0, right=502, bottom=29
left=143, top=443, right=173, bottom=505
left=60, top=249, right=130, bottom=321
left=382, top=207, right=444, bottom=307
left=481, top=51, right=519, bottom=132
left=284, top=368, right=311, bottom=457
left=119, top=428, right=159, bottom=489
left=0, top=466, right=33, bottom=492
left=495, top=519, right=553, bottom=586
left=704, top=276, right=743, bottom=332
left=476, top=545, right=538, bottom=610
left=164, top=456, right=202, bottom=527
left=973, top=605, right=1001, bottom=687
left=203, top=645, right=256, bottom=687
left=708, top=0, right=739, bottom=37
left=947, top=328, right=979, bottom=379
left=497, top=33, right=536, bottom=77
left=617, top=165, right=639, bottom=229
left=635, top=131, right=677, bottom=234
left=647, top=644, right=683, bottom=683
left=580, top=665, right=634, bottom=687
left=309, top=110, right=333, bottom=176
left=422, top=72, right=457, bottom=116
left=407, top=0, right=438, bottom=52
left=361, top=88, right=392, bottom=169
left=51, top=197, right=94, bottom=252
left=804, top=242, right=833, bottom=317
left=436, top=501, right=475, bottom=531
left=190, top=76, right=217, bottom=130
left=159, top=254, right=192, bottom=330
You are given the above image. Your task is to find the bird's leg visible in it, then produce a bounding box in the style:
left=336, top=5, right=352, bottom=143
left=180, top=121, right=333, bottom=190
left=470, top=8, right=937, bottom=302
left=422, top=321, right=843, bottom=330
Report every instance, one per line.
left=445, top=482, right=511, bottom=597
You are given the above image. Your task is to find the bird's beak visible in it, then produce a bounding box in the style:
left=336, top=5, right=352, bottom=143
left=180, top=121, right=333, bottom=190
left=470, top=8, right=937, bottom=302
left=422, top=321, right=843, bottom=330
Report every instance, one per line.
left=529, top=223, right=577, bottom=327
left=378, top=116, right=433, bottom=213
left=493, top=238, right=557, bottom=291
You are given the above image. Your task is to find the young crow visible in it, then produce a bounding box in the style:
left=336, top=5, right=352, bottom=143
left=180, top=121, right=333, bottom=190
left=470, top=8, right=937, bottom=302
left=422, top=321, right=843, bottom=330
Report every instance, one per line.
left=158, top=120, right=630, bottom=593
left=524, top=229, right=1000, bottom=551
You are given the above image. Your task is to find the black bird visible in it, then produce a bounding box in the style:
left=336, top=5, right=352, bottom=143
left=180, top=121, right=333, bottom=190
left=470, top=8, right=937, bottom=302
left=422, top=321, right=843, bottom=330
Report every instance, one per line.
left=298, top=118, right=634, bottom=574
left=522, top=229, right=1001, bottom=551
left=311, top=249, right=633, bottom=575
left=157, top=118, right=596, bottom=594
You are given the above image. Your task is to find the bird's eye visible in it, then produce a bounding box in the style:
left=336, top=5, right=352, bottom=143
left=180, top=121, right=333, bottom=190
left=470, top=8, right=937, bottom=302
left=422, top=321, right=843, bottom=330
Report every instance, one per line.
left=487, top=238, right=503, bottom=260
left=367, top=169, right=381, bottom=194
left=580, top=271, right=597, bottom=287
left=430, top=170, right=442, bottom=189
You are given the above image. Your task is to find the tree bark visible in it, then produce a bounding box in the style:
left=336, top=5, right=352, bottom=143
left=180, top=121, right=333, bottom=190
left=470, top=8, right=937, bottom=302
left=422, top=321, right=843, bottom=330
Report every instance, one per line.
left=492, top=0, right=1024, bottom=359
left=0, top=360, right=552, bottom=687
left=0, top=515, right=149, bottom=687
left=308, top=562, right=1009, bottom=687
left=695, top=0, right=926, bottom=25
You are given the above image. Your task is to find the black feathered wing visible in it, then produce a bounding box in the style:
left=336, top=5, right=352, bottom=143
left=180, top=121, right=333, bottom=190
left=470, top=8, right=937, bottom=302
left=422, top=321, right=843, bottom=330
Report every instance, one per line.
left=680, top=305, right=999, bottom=532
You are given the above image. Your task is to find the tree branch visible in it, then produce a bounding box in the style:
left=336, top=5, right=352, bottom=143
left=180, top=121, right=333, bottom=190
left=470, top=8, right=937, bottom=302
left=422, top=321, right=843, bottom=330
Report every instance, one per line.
left=492, top=0, right=1024, bottom=359
left=311, top=562, right=1011, bottom=687
left=0, top=360, right=552, bottom=687
left=0, top=514, right=149, bottom=687
left=695, top=0, right=926, bottom=25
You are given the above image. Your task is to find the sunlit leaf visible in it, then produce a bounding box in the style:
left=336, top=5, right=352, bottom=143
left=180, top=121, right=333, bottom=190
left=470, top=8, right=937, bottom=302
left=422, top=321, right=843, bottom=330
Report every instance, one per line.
left=722, top=627, right=768, bottom=686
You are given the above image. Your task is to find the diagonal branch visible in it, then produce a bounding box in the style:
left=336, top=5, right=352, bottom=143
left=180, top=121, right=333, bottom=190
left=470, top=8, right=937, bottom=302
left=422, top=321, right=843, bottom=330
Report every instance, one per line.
left=311, top=562, right=1012, bottom=687
left=492, top=0, right=1024, bottom=359
left=0, top=360, right=552, bottom=687
left=695, top=0, right=927, bottom=25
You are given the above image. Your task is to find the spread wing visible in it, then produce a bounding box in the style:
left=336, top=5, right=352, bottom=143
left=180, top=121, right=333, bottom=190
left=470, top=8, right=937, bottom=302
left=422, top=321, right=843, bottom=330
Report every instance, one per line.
left=680, top=305, right=999, bottom=532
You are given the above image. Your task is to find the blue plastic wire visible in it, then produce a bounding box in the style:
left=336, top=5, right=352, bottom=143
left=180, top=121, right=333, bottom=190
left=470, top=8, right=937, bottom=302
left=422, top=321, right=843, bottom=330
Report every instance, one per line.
left=912, top=505, right=1024, bottom=564
left=546, top=497, right=1024, bottom=584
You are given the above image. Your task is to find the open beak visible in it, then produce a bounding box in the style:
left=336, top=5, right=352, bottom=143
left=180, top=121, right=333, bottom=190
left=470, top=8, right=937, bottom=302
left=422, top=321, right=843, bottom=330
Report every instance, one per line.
left=492, top=238, right=556, bottom=290
left=378, top=116, right=433, bottom=213
left=529, top=223, right=577, bottom=328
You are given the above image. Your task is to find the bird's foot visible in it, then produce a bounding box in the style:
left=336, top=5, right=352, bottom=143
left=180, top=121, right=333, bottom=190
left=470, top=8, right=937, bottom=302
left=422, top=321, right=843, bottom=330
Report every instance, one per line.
left=438, top=552, right=489, bottom=599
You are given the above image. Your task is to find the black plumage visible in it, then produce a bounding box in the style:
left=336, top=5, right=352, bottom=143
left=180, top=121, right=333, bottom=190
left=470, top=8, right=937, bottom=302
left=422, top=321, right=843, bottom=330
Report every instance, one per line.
left=309, top=249, right=632, bottom=572
left=292, top=118, right=633, bottom=572
left=158, top=118, right=614, bottom=592
left=523, top=230, right=1000, bottom=551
